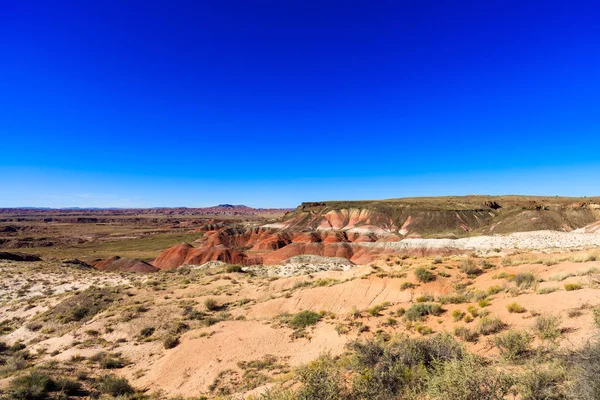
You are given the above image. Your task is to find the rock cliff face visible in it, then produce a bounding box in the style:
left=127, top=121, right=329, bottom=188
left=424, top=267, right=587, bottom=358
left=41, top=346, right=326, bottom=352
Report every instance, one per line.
left=152, top=196, right=600, bottom=269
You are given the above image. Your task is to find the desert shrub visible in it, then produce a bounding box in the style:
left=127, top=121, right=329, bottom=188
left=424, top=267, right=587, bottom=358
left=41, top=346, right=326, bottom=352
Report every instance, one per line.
left=480, top=260, right=495, bottom=269
left=477, top=316, right=505, bottom=335
left=225, top=265, right=244, bottom=273
left=416, top=294, right=435, bottom=303
left=400, top=282, right=418, bottom=290
left=516, top=362, right=568, bottom=400
left=494, top=330, right=532, bottom=361
left=486, top=285, right=502, bottom=296
left=433, top=257, right=443, bottom=264
left=347, top=334, right=464, bottom=399
left=414, top=267, right=435, bottom=283
left=25, top=322, right=43, bottom=332
left=507, top=302, right=526, bottom=313
left=564, top=283, right=582, bottom=291
left=289, top=311, right=322, bottom=329
left=8, top=371, right=56, bottom=400
left=415, top=324, right=433, bottom=335
left=466, top=305, right=478, bottom=318
left=95, top=374, right=134, bottom=396
left=593, top=306, right=600, bottom=329
left=295, top=355, right=343, bottom=400
left=54, top=377, right=82, bottom=395
left=451, top=310, right=465, bottom=322
left=427, top=356, right=514, bottom=400
left=549, top=272, right=574, bottom=282
left=534, top=314, right=562, bottom=341
left=100, top=357, right=125, bottom=369
left=437, top=293, right=471, bottom=304
left=512, top=272, right=537, bottom=289
left=459, top=260, right=482, bottom=276
left=204, top=298, right=219, bottom=311
left=568, top=338, right=600, bottom=399
left=183, top=306, right=206, bottom=320
left=368, top=303, right=390, bottom=316
left=537, top=287, right=558, bottom=295
left=163, top=335, right=180, bottom=349
left=405, top=303, right=444, bottom=322
left=139, top=327, right=155, bottom=338
left=453, top=326, right=478, bottom=342
left=478, top=299, right=490, bottom=308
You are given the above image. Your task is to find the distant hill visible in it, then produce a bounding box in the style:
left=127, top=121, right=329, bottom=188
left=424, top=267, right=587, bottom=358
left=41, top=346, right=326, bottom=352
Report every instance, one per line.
left=274, top=195, right=600, bottom=237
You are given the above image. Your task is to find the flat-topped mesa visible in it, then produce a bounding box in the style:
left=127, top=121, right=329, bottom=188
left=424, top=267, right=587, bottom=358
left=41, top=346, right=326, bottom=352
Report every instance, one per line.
left=273, top=196, right=600, bottom=237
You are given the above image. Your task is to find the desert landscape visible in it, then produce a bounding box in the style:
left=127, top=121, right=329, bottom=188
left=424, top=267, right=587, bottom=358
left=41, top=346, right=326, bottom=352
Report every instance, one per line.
left=1, top=196, right=600, bottom=399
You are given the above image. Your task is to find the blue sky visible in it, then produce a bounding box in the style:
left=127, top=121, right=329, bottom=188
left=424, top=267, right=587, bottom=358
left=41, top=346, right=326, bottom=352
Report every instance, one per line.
left=1, top=1, right=599, bottom=208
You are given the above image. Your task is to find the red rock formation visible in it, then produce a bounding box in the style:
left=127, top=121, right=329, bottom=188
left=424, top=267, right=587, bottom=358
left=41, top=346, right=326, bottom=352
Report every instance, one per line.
left=153, top=225, right=402, bottom=269
left=153, top=242, right=247, bottom=270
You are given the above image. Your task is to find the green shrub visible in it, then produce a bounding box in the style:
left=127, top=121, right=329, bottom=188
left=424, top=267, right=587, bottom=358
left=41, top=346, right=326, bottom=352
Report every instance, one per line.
left=8, top=371, right=56, bottom=400
left=452, top=310, right=465, bottom=322
left=54, top=377, right=82, bottom=395
left=516, top=362, right=568, bottom=400
left=459, top=260, right=482, bottom=276
left=367, top=303, right=390, bottom=316
left=486, top=285, right=502, bottom=296
left=295, top=355, right=343, bottom=400
left=437, top=293, right=471, bottom=304
left=163, top=335, right=180, bottom=349
left=453, top=326, right=478, bottom=342
left=593, top=306, right=600, bottom=329
left=534, top=314, right=561, bottom=341
left=347, top=334, right=464, bottom=399
left=416, top=294, right=435, bottom=303
left=478, top=299, right=490, bottom=308
left=507, top=302, right=526, bottom=313
left=494, top=330, right=532, bottom=361
left=95, top=374, right=134, bottom=396
left=477, top=316, right=505, bottom=335
left=537, top=287, right=558, bottom=295
left=467, top=305, right=478, bottom=318
left=427, top=356, right=514, bottom=400
left=100, top=356, right=125, bottom=369
left=225, top=265, right=244, bottom=273
left=568, top=338, right=600, bottom=399
left=139, top=327, right=155, bottom=338
left=204, top=298, right=219, bottom=311
left=405, top=303, right=444, bottom=322
left=564, top=283, right=582, bottom=291
left=400, top=282, right=417, bottom=290
left=289, top=311, right=322, bottom=329
left=511, top=272, right=537, bottom=289
left=414, top=267, right=436, bottom=283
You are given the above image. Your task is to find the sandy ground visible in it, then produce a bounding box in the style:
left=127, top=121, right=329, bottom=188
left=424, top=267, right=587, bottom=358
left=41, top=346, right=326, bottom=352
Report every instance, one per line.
left=1, top=248, right=600, bottom=398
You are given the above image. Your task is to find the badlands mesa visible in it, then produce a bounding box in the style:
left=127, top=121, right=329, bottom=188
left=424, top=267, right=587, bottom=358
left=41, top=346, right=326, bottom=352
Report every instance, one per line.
left=1, top=196, right=600, bottom=399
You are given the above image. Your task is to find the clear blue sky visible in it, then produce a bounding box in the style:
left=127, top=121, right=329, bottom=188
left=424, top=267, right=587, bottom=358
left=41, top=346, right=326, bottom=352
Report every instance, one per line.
left=1, top=1, right=599, bottom=208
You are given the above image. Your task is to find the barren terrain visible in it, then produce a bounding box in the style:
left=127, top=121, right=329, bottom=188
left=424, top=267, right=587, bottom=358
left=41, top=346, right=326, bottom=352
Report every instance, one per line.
left=1, top=197, right=600, bottom=399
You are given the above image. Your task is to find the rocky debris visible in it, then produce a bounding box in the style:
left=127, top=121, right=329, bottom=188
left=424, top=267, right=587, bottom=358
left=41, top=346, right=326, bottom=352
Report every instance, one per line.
left=244, top=255, right=356, bottom=277
left=93, top=256, right=159, bottom=273
left=0, top=252, right=42, bottom=262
